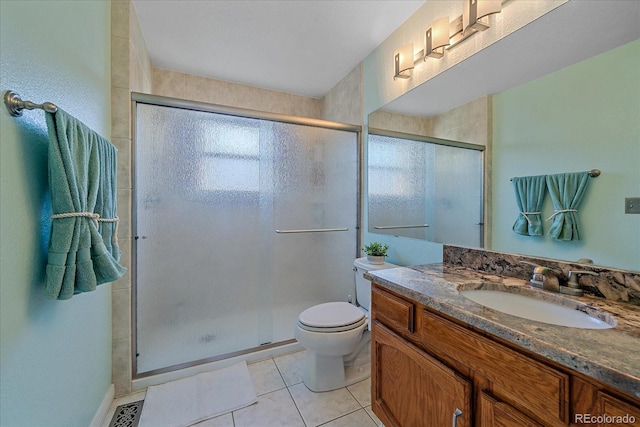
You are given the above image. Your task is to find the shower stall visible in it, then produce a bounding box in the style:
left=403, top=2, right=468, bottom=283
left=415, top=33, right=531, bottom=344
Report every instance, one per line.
left=133, top=95, right=360, bottom=375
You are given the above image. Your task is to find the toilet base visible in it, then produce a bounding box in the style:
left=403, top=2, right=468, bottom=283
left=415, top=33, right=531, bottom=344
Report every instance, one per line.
left=303, top=354, right=371, bottom=392
left=302, top=338, right=371, bottom=393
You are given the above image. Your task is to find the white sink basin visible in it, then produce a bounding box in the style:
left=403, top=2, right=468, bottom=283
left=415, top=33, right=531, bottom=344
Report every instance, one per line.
left=459, top=285, right=616, bottom=329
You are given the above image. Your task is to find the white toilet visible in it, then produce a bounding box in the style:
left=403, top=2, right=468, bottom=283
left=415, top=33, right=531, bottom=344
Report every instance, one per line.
left=294, top=257, right=397, bottom=392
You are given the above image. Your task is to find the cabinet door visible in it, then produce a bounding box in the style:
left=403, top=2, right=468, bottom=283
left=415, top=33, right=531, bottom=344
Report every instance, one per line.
left=422, top=309, right=569, bottom=426
left=479, top=391, right=544, bottom=427
left=597, top=392, right=640, bottom=427
left=372, top=321, right=472, bottom=427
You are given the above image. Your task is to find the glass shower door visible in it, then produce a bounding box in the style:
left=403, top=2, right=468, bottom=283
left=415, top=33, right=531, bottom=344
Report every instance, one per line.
left=268, top=123, right=359, bottom=343
left=135, top=105, right=269, bottom=373
left=134, top=101, right=358, bottom=374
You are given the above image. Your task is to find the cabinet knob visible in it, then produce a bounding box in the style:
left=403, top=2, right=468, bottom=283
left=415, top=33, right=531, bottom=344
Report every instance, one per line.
left=452, top=408, right=463, bottom=427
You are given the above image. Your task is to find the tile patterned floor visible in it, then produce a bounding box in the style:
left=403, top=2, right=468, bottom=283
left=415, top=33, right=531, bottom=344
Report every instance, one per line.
left=102, top=350, right=384, bottom=427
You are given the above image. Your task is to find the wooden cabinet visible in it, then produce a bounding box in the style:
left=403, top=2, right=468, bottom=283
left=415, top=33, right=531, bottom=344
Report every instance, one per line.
left=371, top=284, right=640, bottom=427
left=372, top=322, right=472, bottom=427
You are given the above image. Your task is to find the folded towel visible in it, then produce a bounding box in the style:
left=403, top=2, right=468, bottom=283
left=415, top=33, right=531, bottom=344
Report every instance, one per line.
left=545, top=171, right=590, bottom=241
left=44, top=109, right=126, bottom=300
left=512, top=175, right=546, bottom=236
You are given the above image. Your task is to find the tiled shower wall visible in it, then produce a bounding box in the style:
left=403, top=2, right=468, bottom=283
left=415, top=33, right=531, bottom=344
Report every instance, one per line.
left=111, top=0, right=152, bottom=397
left=110, top=0, right=364, bottom=397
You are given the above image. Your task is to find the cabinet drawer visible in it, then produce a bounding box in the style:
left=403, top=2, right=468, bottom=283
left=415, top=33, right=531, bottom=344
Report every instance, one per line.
left=596, top=392, right=640, bottom=426
left=479, top=391, right=544, bottom=427
left=372, top=287, right=415, bottom=334
left=422, top=309, right=569, bottom=426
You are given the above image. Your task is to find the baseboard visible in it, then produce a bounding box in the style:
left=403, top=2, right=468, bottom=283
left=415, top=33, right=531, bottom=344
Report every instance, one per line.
left=90, top=383, right=115, bottom=427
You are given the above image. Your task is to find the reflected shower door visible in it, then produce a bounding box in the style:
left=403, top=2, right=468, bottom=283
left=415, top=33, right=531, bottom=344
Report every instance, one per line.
left=432, top=144, right=484, bottom=247
left=134, top=103, right=358, bottom=374
left=368, top=135, right=431, bottom=240
left=368, top=133, right=483, bottom=246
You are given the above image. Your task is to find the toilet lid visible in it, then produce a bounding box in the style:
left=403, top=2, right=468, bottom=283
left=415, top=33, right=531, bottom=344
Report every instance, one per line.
left=298, top=302, right=365, bottom=328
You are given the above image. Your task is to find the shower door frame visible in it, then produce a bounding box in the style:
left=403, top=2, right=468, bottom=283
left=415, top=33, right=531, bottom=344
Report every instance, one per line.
left=130, top=92, right=363, bottom=378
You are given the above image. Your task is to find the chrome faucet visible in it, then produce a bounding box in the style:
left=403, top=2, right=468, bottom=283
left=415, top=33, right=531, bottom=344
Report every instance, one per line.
left=519, top=261, right=560, bottom=291
left=536, top=266, right=560, bottom=292
left=562, top=270, right=598, bottom=296
left=519, top=261, right=599, bottom=297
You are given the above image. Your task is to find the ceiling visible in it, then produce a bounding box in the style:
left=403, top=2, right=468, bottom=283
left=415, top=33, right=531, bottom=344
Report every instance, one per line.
left=382, top=0, right=640, bottom=118
left=133, top=0, right=425, bottom=99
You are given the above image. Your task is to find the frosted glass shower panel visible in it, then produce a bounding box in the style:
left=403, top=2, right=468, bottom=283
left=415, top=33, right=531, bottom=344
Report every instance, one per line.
left=270, top=123, right=358, bottom=343
left=368, top=133, right=483, bottom=246
left=198, top=121, right=260, bottom=192
left=368, top=134, right=432, bottom=240
left=135, top=105, right=268, bottom=373
left=135, top=102, right=358, bottom=374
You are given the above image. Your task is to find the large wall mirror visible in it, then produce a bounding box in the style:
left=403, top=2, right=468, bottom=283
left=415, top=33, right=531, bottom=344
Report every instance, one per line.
left=367, top=1, right=639, bottom=271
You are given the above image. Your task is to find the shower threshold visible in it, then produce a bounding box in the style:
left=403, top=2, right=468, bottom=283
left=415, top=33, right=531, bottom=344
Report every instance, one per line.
left=132, top=339, right=301, bottom=391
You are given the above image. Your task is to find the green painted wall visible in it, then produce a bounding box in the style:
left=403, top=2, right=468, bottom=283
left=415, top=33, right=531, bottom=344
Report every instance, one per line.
left=492, top=40, right=640, bottom=270
left=0, top=1, right=112, bottom=426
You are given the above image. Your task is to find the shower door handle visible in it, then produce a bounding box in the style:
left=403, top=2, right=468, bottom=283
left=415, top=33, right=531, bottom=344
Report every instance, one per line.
left=373, top=224, right=429, bottom=230
left=275, top=228, right=349, bottom=234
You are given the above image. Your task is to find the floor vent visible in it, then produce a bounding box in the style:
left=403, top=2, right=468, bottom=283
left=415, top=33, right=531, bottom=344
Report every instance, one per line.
left=108, top=400, right=144, bottom=427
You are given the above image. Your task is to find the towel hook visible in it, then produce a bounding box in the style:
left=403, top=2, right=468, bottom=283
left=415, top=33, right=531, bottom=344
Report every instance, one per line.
left=4, top=90, right=58, bottom=117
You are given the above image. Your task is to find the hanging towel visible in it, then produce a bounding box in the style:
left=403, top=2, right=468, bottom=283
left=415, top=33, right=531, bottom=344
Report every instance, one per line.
left=545, top=171, right=591, bottom=241
left=511, top=175, right=547, bottom=236
left=44, top=109, right=126, bottom=300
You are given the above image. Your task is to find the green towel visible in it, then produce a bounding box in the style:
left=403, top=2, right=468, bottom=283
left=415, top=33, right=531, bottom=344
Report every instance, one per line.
left=512, top=175, right=547, bottom=236
left=45, top=109, right=126, bottom=300
left=545, top=171, right=590, bottom=241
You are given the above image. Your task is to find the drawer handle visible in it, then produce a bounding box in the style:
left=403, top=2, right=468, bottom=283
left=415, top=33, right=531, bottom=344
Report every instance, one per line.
left=452, top=408, right=463, bottom=427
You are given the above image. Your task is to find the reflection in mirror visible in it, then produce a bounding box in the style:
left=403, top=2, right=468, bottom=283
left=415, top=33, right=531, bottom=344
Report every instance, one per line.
left=368, top=131, right=483, bottom=247
left=364, top=0, right=640, bottom=271
left=367, top=36, right=639, bottom=271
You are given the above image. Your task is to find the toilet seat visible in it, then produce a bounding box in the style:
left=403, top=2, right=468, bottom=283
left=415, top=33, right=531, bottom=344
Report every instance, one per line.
left=297, top=302, right=366, bottom=333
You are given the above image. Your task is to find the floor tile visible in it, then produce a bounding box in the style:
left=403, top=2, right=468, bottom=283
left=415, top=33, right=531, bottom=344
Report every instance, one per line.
left=347, top=378, right=371, bottom=407
left=233, top=388, right=305, bottom=427
left=248, top=358, right=286, bottom=395
left=319, top=408, right=378, bottom=427
left=288, top=383, right=361, bottom=427
left=365, top=405, right=385, bottom=427
left=193, top=413, right=234, bottom=427
left=274, top=350, right=306, bottom=386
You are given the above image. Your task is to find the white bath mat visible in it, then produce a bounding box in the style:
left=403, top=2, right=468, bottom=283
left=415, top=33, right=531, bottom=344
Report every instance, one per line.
left=138, top=361, right=257, bottom=427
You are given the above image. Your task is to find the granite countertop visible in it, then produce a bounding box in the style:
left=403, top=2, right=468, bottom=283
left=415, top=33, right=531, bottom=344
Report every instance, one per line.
left=366, top=263, right=640, bottom=400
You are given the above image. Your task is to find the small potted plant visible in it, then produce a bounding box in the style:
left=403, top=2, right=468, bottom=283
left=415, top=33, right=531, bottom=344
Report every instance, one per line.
left=362, top=242, right=389, bottom=265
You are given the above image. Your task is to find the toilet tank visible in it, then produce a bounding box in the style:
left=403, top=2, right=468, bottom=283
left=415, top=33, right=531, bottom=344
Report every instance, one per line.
left=353, top=257, right=397, bottom=313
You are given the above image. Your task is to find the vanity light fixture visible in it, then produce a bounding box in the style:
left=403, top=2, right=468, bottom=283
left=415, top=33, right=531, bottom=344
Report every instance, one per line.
left=425, top=16, right=451, bottom=59
left=463, top=0, right=502, bottom=32
left=393, top=43, right=414, bottom=80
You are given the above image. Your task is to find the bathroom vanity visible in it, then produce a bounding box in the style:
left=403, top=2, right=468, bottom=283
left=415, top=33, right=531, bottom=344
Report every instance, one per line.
left=367, top=253, right=640, bottom=426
